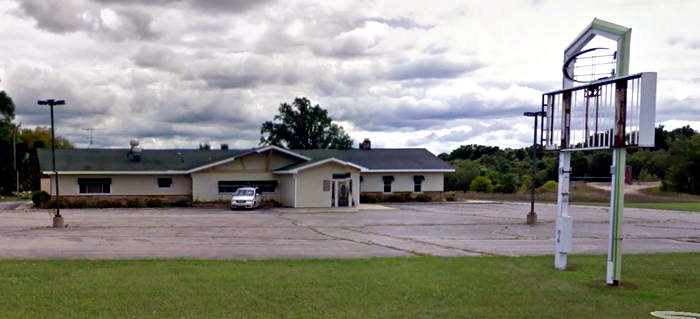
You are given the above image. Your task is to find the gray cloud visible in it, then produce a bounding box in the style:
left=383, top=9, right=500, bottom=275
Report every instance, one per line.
left=133, top=45, right=181, bottom=70
left=14, top=0, right=87, bottom=33
left=384, top=57, right=483, bottom=80
left=365, top=16, right=433, bottom=30
left=13, top=0, right=160, bottom=40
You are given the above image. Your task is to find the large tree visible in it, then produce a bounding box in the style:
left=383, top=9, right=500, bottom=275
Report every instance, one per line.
left=260, top=97, right=353, bottom=149
left=0, top=91, right=16, bottom=142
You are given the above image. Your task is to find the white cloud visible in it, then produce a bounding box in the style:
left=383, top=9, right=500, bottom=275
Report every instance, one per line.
left=1, top=0, right=699, bottom=151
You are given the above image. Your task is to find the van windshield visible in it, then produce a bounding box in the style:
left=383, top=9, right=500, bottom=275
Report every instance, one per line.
left=235, top=189, right=254, bottom=196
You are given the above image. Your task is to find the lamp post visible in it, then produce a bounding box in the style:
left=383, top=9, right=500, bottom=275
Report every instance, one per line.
left=38, top=99, right=65, bottom=228
left=523, top=111, right=546, bottom=225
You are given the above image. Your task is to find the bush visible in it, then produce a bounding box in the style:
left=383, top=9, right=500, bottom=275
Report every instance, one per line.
left=68, top=199, right=88, bottom=208
left=93, top=200, right=114, bottom=208
left=145, top=199, right=164, bottom=208
left=494, top=173, right=517, bottom=193
left=469, top=176, right=493, bottom=193
left=360, top=194, right=381, bottom=204
left=172, top=200, right=191, bottom=207
left=414, top=194, right=432, bottom=202
left=384, top=194, right=408, bottom=203
left=538, top=180, right=558, bottom=193
left=43, top=199, right=70, bottom=209
left=32, top=191, right=51, bottom=207
left=637, top=168, right=658, bottom=182
left=125, top=199, right=145, bottom=208
left=261, top=199, right=282, bottom=208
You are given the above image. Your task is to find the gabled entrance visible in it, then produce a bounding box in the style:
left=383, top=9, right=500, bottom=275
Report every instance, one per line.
left=331, top=172, right=353, bottom=207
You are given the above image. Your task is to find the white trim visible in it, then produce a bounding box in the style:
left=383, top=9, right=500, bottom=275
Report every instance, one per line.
left=254, top=145, right=311, bottom=161
left=362, top=169, right=455, bottom=173
left=44, top=171, right=188, bottom=175
left=185, top=156, right=238, bottom=174
left=274, top=157, right=368, bottom=174
left=293, top=174, right=298, bottom=208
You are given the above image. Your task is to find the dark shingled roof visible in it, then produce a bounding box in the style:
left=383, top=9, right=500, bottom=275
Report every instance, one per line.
left=284, top=148, right=453, bottom=171
left=38, top=149, right=248, bottom=172
left=38, top=147, right=452, bottom=173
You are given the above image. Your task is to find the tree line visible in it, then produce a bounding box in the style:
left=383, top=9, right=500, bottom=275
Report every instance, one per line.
left=0, top=91, right=73, bottom=195
left=439, top=126, right=700, bottom=195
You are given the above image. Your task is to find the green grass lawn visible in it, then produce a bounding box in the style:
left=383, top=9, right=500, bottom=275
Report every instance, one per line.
left=1, top=254, right=698, bottom=318
left=572, top=201, right=700, bottom=212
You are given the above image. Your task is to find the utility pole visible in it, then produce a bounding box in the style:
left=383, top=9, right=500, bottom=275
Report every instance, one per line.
left=13, top=125, right=19, bottom=193
left=82, top=128, right=103, bottom=148
left=523, top=111, right=546, bottom=225
left=38, top=99, right=65, bottom=228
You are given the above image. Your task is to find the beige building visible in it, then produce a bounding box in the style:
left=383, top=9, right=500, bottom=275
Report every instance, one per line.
left=39, top=143, right=453, bottom=209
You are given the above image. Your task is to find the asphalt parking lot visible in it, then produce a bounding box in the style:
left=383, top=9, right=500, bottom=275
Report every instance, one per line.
left=0, top=202, right=698, bottom=259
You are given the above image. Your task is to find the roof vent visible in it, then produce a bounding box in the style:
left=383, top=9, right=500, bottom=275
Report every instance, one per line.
left=221, top=143, right=229, bottom=150
left=128, top=139, right=142, bottom=162
left=360, top=138, right=371, bottom=150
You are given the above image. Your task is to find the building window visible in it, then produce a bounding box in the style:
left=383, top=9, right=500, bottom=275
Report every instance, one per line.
left=218, top=180, right=278, bottom=193
left=157, top=178, right=173, bottom=189
left=78, top=178, right=111, bottom=194
left=323, top=180, right=331, bottom=192
left=413, top=175, right=425, bottom=193
left=382, top=176, right=394, bottom=193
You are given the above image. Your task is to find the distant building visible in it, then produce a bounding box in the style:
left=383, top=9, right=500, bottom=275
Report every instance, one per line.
left=39, top=142, right=453, bottom=208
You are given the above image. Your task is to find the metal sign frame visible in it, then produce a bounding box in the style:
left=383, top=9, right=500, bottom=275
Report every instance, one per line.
left=548, top=18, right=656, bottom=286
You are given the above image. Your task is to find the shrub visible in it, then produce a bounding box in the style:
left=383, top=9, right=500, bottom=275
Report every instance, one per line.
left=384, top=194, right=407, bottom=203
left=32, top=191, right=51, bottom=207
left=68, top=199, right=88, bottom=208
left=93, top=200, right=114, bottom=208
left=415, top=194, right=432, bottom=202
left=469, top=176, right=494, bottom=193
left=537, top=180, right=558, bottom=193
left=125, top=199, right=145, bottom=208
left=172, top=200, right=191, bottom=207
left=637, top=168, right=658, bottom=182
left=445, top=196, right=456, bottom=202
left=43, top=199, right=70, bottom=209
left=360, top=194, right=381, bottom=204
left=146, top=199, right=164, bottom=208
left=261, top=199, right=282, bottom=208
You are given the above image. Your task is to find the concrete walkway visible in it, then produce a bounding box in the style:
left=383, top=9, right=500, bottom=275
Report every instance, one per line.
left=0, top=202, right=698, bottom=259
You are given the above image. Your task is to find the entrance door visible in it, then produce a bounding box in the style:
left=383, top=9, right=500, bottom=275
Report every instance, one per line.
left=337, top=181, right=349, bottom=207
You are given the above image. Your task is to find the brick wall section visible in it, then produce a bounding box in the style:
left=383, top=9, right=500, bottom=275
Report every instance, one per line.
left=58, top=195, right=192, bottom=203
left=360, top=191, right=443, bottom=201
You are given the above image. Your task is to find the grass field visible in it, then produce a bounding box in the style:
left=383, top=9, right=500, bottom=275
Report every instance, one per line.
left=571, top=201, right=700, bottom=212
left=1, top=254, right=698, bottom=318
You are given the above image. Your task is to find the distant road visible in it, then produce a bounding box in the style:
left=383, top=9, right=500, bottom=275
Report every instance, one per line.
left=587, top=181, right=661, bottom=195
left=0, top=200, right=32, bottom=210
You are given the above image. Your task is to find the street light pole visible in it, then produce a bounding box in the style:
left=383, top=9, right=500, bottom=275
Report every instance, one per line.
left=38, top=99, right=65, bottom=228
left=523, top=111, right=546, bottom=225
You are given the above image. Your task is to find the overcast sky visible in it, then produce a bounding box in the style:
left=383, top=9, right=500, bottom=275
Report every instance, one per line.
left=1, top=0, right=699, bottom=154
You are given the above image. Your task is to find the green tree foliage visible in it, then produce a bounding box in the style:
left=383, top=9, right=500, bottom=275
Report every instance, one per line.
left=442, top=144, right=500, bottom=161
left=441, top=126, right=699, bottom=196
left=469, top=176, right=493, bottom=193
left=0, top=90, right=74, bottom=194
left=444, top=160, right=480, bottom=191
left=260, top=97, right=353, bottom=149
left=664, top=134, right=700, bottom=194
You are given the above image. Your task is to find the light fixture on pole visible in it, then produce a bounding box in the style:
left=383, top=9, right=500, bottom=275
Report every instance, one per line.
left=38, top=99, right=65, bottom=228
left=523, top=110, right=546, bottom=225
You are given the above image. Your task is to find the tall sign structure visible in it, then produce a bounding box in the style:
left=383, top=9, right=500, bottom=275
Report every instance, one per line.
left=541, top=18, right=657, bottom=285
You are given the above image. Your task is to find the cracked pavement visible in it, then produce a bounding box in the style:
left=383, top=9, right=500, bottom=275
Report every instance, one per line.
left=0, top=202, right=698, bottom=259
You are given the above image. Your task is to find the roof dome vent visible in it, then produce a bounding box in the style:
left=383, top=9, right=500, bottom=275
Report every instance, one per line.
left=128, top=139, right=142, bottom=162
left=360, top=138, right=371, bottom=150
